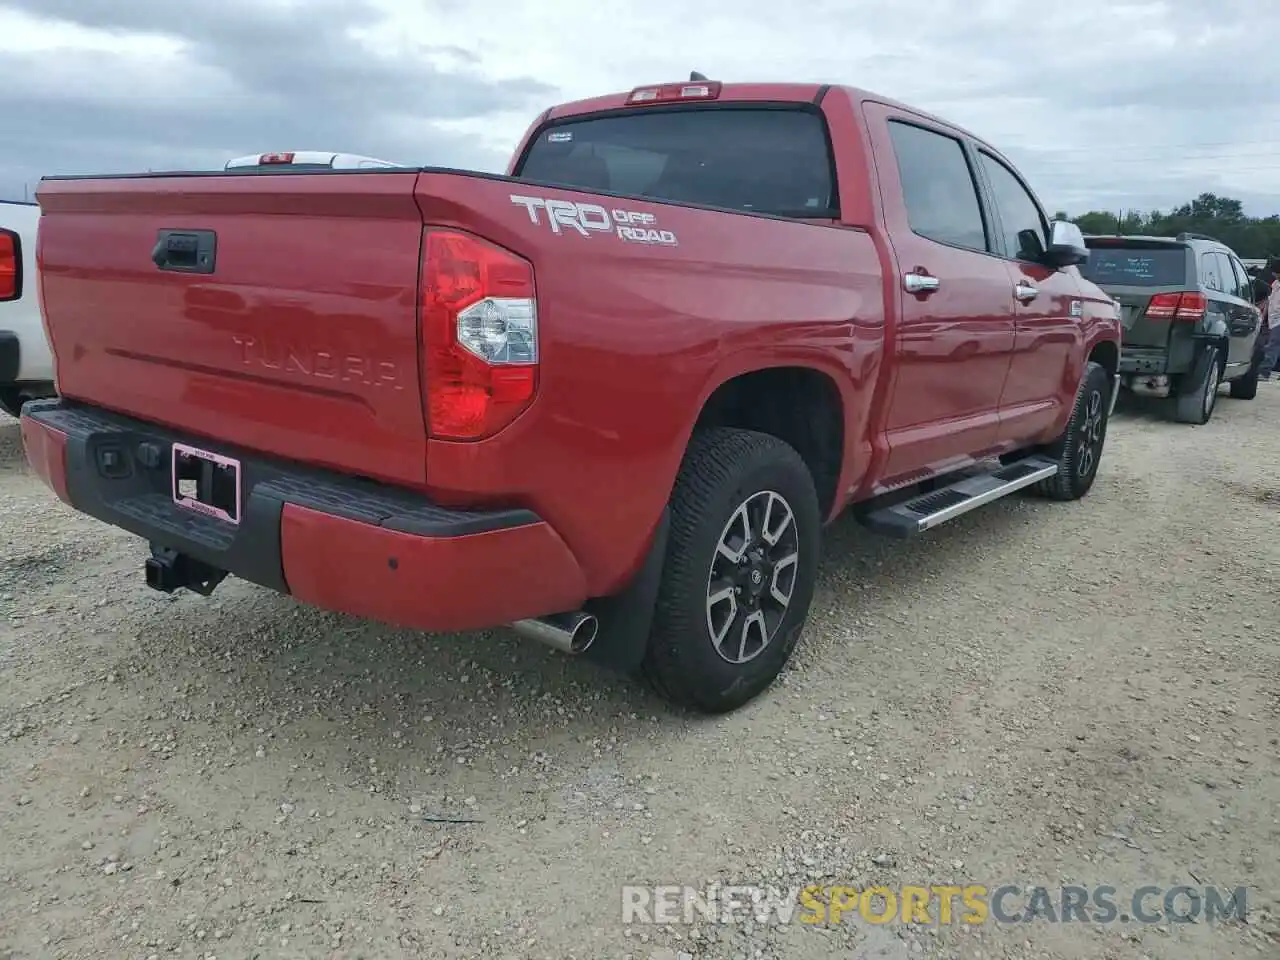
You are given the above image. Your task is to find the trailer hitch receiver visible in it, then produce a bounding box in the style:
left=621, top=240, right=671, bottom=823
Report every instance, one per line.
left=144, top=545, right=227, bottom=597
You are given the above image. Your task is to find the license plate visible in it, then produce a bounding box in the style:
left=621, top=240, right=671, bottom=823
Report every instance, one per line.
left=171, top=442, right=241, bottom=524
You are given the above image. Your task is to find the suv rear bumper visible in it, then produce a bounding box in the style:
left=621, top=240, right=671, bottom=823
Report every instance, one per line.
left=19, top=399, right=588, bottom=633
left=1118, top=347, right=1169, bottom=375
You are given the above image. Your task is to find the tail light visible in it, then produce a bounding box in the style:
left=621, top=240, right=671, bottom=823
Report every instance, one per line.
left=1145, top=291, right=1205, bottom=321
left=258, top=152, right=296, bottom=165
left=420, top=229, right=538, bottom=440
left=0, top=229, right=19, bottom=302
left=628, top=81, right=722, bottom=104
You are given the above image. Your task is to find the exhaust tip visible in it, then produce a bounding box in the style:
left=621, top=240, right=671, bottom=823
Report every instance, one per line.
left=569, top=614, right=599, bottom=654
left=510, top=611, right=599, bottom=656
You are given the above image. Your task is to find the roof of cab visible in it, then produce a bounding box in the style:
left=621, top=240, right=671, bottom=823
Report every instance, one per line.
left=541, top=81, right=1002, bottom=160
left=543, top=81, right=827, bottom=120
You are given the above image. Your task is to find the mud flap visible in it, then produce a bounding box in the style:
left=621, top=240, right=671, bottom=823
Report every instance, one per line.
left=581, top=508, right=670, bottom=675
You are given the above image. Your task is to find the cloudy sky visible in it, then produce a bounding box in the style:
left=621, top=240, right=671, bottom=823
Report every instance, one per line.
left=2, top=0, right=1277, bottom=217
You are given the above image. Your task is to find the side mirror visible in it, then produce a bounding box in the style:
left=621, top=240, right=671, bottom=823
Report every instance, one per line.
left=1043, top=220, right=1089, bottom=268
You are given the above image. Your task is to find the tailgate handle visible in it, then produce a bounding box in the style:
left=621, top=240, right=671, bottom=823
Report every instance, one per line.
left=152, top=229, right=217, bottom=274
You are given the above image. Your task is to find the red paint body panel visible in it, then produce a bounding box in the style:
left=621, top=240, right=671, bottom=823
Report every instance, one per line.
left=279, top=504, right=586, bottom=632
left=27, top=80, right=1120, bottom=634
left=998, top=259, right=1085, bottom=444
left=20, top=415, right=70, bottom=504
left=411, top=170, right=882, bottom=594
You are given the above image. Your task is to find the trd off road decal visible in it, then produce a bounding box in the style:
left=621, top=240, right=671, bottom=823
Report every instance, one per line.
left=509, top=194, right=678, bottom=247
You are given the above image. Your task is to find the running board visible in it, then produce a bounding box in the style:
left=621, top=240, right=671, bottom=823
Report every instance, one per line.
left=859, top=455, right=1060, bottom=538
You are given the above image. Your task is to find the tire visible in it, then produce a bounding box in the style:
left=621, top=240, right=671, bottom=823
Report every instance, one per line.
left=1229, top=348, right=1261, bottom=400
left=0, top=389, right=24, bottom=419
left=1173, top=344, right=1222, bottom=424
left=642, top=427, right=822, bottom=714
left=1033, top=361, right=1112, bottom=502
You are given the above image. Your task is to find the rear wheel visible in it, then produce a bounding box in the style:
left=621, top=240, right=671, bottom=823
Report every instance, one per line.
left=642, top=427, right=821, bottom=713
left=1173, top=345, right=1221, bottom=424
left=1033, top=361, right=1111, bottom=502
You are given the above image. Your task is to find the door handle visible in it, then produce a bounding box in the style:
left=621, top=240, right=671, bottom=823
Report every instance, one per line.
left=152, top=229, right=217, bottom=274
left=903, top=272, right=940, bottom=294
left=1014, top=281, right=1038, bottom=302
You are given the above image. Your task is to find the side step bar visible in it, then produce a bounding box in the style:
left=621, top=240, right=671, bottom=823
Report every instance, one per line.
left=860, top=455, right=1060, bottom=538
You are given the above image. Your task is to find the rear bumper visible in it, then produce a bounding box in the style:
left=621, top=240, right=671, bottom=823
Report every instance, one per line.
left=1118, top=347, right=1169, bottom=375
left=19, top=399, right=588, bottom=632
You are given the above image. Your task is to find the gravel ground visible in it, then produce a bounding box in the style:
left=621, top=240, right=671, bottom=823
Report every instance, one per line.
left=2, top=390, right=1279, bottom=960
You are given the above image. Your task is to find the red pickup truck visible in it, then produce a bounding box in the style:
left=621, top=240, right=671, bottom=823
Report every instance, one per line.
left=22, top=78, right=1121, bottom=713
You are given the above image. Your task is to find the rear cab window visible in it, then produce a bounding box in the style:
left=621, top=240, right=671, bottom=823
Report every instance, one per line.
left=515, top=107, right=838, bottom=218
left=1079, top=241, right=1189, bottom=287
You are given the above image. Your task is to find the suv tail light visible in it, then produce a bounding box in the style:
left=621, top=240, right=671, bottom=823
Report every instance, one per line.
left=0, top=229, right=19, bottom=302
left=1145, top=291, right=1205, bottom=321
left=420, top=229, right=538, bottom=440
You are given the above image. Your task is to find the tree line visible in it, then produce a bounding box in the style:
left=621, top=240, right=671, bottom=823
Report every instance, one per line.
left=1054, top=193, right=1280, bottom=261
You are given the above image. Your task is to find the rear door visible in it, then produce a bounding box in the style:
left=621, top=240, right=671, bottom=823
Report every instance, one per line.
left=1198, top=251, right=1245, bottom=369
left=864, top=106, right=1015, bottom=481
left=1222, top=252, right=1262, bottom=370
left=1078, top=239, right=1191, bottom=349
left=971, top=148, right=1081, bottom=443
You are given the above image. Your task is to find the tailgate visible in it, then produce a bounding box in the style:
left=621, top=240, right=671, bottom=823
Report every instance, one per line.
left=36, top=172, right=428, bottom=488
left=1080, top=240, right=1189, bottom=350
left=1108, top=288, right=1178, bottom=348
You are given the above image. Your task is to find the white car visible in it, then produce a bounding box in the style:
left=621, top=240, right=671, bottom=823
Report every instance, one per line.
left=223, top=151, right=403, bottom=171
left=0, top=200, right=54, bottom=418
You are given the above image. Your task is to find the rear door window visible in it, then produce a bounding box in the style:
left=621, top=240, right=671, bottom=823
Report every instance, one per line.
left=886, top=120, right=989, bottom=253
left=1079, top=244, right=1189, bottom=287
left=1200, top=252, right=1225, bottom=292
left=517, top=107, right=837, bottom=217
